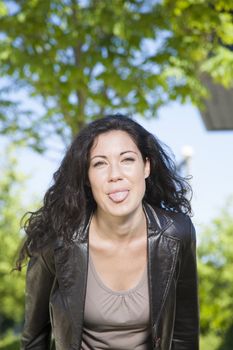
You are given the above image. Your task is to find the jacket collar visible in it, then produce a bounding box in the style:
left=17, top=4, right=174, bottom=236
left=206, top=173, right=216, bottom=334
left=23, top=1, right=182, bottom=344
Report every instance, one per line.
left=143, top=202, right=173, bottom=236
left=54, top=202, right=174, bottom=248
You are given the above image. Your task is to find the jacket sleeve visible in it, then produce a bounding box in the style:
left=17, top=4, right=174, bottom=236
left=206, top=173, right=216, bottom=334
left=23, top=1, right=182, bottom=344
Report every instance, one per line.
left=172, top=217, right=199, bottom=350
left=21, top=248, right=55, bottom=350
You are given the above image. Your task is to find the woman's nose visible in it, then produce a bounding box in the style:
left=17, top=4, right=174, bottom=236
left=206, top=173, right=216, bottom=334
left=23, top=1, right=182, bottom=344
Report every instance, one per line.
left=108, top=163, right=123, bottom=182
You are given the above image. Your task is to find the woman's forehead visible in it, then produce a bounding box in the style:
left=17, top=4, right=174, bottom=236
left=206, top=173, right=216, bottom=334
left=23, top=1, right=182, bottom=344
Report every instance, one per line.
left=90, top=130, right=139, bottom=156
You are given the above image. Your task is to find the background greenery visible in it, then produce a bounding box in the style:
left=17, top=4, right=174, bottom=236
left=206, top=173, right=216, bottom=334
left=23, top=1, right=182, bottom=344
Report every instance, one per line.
left=199, top=201, right=233, bottom=350
left=0, top=150, right=26, bottom=348
left=0, top=0, right=233, bottom=349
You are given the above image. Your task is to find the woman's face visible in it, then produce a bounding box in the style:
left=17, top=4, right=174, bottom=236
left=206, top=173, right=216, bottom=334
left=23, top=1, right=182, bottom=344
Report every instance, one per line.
left=88, top=130, right=150, bottom=218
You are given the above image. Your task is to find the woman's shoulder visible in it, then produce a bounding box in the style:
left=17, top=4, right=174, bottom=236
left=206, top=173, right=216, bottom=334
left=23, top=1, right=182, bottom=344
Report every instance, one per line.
left=148, top=204, right=195, bottom=243
left=163, top=209, right=195, bottom=246
left=27, top=238, right=57, bottom=274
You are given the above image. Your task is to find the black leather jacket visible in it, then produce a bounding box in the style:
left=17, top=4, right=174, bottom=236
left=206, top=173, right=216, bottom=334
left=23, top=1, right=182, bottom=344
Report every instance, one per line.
left=21, top=203, right=199, bottom=350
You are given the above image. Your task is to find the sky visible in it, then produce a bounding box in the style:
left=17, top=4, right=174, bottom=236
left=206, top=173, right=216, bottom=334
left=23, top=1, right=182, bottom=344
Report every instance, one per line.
left=15, top=101, right=233, bottom=237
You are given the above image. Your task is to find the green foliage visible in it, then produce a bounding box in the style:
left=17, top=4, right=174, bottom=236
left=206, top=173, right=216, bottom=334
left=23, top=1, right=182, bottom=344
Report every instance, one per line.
left=0, top=332, right=20, bottom=350
left=200, top=332, right=221, bottom=350
left=198, top=199, right=233, bottom=349
left=0, top=146, right=26, bottom=333
left=0, top=0, right=232, bottom=151
left=218, top=323, right=233, bottom=350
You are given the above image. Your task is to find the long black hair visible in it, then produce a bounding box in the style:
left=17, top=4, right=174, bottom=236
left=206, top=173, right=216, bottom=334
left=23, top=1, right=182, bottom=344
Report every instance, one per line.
left=17, top=114, right=192, bottom=269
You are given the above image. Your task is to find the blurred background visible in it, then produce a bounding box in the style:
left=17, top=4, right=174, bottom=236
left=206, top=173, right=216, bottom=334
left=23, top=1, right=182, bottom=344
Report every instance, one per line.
left=0, top=1, right=233, bottom=349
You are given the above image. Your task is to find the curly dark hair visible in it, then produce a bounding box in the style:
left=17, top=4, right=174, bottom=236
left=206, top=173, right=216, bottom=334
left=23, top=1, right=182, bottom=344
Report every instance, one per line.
left=16, top=114, right=192, bottom=270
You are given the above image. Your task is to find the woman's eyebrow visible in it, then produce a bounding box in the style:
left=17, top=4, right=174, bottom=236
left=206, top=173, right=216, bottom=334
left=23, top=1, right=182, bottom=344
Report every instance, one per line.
left=90, top=155, right=107, bottom=161
left=90, top=150, right=137, bottom=161
left=120, top=150, right=137, bottom=156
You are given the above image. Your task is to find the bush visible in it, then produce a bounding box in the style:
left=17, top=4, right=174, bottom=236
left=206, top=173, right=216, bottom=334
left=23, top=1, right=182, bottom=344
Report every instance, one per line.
left=200, top=332, right=221, bottom=350
left=0, top=333, right=20, bottom=350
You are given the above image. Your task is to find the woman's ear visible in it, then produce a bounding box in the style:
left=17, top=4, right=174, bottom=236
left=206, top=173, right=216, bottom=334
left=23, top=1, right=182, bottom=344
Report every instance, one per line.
left=144, top=157, right=150, bottom=179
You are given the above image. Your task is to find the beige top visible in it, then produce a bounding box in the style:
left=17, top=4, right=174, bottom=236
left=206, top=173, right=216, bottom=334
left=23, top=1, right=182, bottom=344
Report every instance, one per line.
left=81, top=254, right=152, bottom=350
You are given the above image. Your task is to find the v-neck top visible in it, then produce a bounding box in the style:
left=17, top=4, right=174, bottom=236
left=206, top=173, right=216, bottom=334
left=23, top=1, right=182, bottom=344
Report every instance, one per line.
left=81, top=254, right=152, bottom=349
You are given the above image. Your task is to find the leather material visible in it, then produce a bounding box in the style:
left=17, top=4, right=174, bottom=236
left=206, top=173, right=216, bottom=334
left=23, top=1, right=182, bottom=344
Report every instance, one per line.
left=21, top=203, right=199, bottom=350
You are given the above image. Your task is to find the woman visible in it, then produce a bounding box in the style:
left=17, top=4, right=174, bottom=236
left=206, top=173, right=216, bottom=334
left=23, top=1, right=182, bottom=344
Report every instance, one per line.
left=18, top=114, right=199, bottom=350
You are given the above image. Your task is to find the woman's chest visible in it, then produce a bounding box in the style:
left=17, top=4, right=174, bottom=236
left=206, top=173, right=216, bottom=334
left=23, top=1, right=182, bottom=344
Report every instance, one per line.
left=89, top=240, right=147, bottom=292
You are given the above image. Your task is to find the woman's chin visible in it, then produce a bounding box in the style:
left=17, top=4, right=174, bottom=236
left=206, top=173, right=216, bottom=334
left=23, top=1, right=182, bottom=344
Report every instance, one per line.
left=101, top=200, right=143, bottom=219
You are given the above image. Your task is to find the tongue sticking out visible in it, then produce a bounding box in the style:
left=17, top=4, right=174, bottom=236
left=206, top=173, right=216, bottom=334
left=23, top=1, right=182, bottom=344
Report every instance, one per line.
left=108, top=190, right=129, bottom=203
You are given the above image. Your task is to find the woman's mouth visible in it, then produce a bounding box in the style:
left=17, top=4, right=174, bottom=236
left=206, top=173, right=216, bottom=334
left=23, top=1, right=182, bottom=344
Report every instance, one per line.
left=108, top=190, right=129, bottom=203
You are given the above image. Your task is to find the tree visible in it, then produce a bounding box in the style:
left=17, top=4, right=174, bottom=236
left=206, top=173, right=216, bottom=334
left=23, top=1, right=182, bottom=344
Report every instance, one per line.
left=0, top=146, right=27, bottom=334
left=198, top=199, right=233, bottom=349
left=0, top=0, right=233, bottom=152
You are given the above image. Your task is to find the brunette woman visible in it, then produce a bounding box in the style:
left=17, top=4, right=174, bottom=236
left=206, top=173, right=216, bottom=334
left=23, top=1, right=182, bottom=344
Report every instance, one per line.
left=19, top=114, right=199, bottom=350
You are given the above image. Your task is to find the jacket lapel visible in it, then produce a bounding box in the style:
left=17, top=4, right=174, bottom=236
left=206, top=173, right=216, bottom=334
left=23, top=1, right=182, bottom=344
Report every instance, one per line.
left=144, top=204, right=181, bottom=337
left=53, top=230, right=89, bottom=349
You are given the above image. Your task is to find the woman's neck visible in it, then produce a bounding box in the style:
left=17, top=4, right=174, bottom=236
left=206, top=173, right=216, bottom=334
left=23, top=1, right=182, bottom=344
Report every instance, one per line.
left=90, top=205, right=147, bottom=244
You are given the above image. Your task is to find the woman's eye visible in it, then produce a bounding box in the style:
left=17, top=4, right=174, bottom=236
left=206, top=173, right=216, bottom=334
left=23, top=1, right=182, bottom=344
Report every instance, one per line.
left=93, top=161, right=106, bottom=167
left=122, top=157, right=135, bottom=163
